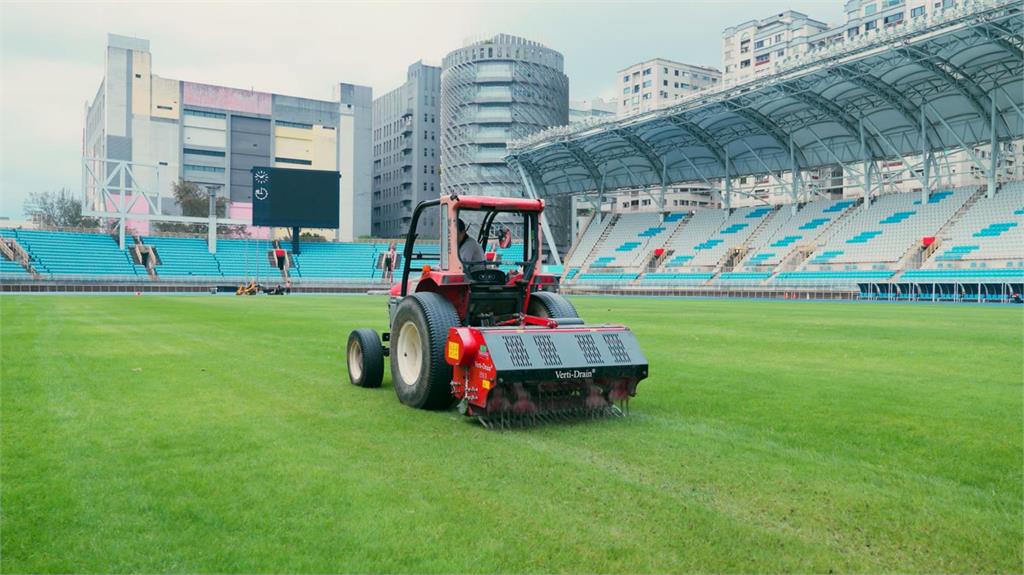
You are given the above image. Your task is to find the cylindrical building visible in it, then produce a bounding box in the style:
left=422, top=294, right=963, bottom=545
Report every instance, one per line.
left=440, top=34, right=569, bottom=199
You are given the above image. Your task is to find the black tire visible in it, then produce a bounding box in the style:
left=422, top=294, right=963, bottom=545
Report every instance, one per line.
left=528, top=291, right=580, bottom=320
left=389, top=292, right=460, bottom=410
left=347, top=328, right=385, bottom=388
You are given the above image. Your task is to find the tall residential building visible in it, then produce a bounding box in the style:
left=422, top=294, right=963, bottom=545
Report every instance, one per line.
left=721, top=11, right=830, bottom=87
left=440, top=34, right=569, bottom=200
left=617, top=58, right=721, bottom=117
left=721, top=1, right=950, bottom=88
left=371, top=61, right=442, bottom=238
left=569, top=97, right=617, bottom=124
left=83, top=34, right=372, bottom=241
left=716, top=0, right=1012, bottom=205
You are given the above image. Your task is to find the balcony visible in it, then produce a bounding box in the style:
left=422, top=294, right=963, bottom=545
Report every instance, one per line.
left=401, top=118, right=413, bottom=134
left=401, top=136, right=413, bottom=151
left=401, top=108, right=413, bottom=118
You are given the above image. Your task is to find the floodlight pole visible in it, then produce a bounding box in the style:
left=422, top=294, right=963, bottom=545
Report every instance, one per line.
left=292, top=227, right=301, bottom=255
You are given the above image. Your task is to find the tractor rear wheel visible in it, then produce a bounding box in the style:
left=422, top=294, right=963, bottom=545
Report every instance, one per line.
left=528, top=291, right=579, bottom=320
left=347, top=328, right=384, bottom=388
left=390, top=292, right=460, bottom=410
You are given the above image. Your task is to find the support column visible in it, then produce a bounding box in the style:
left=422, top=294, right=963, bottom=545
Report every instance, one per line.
left=207, top=186, right=217, bottom=255
left=658, top=164, right=668, bottom=213
left=989, top=94, right=998, bottom=198
left=516, top=164, right=562, bottom=266
left=723, top=148, right=732, bottom=210
left=921, top=106, right=930, bottom=204
left=789, top=136, right=799, bottom=215
left=118, top=163, right=126, bottom=250
left=860, top=118, right=871, bottom=210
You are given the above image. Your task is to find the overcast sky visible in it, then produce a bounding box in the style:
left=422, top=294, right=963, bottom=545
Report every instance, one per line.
left=0, top=1, right=844, bottom=218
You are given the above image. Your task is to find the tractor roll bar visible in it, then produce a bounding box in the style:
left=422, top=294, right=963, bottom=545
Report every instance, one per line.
left=400, top=198, right=441, bottom=297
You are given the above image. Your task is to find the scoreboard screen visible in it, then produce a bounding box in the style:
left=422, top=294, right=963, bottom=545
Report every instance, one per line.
left=251, top=167, right=340, bottom=228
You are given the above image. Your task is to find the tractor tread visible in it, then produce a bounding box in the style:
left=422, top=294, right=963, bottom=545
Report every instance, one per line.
left=528, top=291, right=580, bottom=320
left=390, top=292, right=460, bottom=410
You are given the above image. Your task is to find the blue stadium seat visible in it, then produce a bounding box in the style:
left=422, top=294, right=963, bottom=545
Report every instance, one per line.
left=12, top=229, right=143, bottom=277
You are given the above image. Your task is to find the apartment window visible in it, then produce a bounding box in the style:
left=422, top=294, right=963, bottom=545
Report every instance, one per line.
left=848, top=26, right=859, bottom=37
left=884, top=12, right=903, bottom=25
left=642, top=68, right=651, bottom=75
left=184, top=164, right=226, bottom=173
left=674, top=82, right=679, bottom=88
left=633, top=85, right=640, bottom=93
left=755, top=54, right=770, bottom=65
left=776, top=49, right=785, bottom=56
left=623, top=87, right=631, bottom=95
left=740, top=59, right=751, bottom=68
left=774, top=33, right=783, bottom=42
left=864, top=3, right=877, bottom=14
left=642, top=80, right=651, bottom=88
left=942, top=0, right=955, bottom=7
left=277, top=120, right=312, bottom=129
left=184, top=148, right=225, bottom=157
left=754, top=39, right=765, bottom=49
left=663, top=80, right=668, bottom=86
left=865, top=19, right=878, bottom=30
left=911, top=6, right=925, bottom=16
left=631, top=96, right=639, bottom=104
left=885, top=0, right=903, bottom=6
left=623, top=75, right=629, bottom=82
left=663, top=67, right=668, bottom=73
left=183, top=109, right=225, bottom=119
left=642, top=93, right=651, bottom=100
left=275, top=157, right=312, bottom=165
left=674, top=69, right=679, bottom=76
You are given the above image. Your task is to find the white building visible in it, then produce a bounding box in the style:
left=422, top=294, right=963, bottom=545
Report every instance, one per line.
left=569, top=97, right=617, bottom=124
left=721, top=11, right=829, bottom=87
left=83, top=34, right=372, bottom=241
left=617, top=58, right=721, bottom=118
left=722, top=1, right=967, bottom=88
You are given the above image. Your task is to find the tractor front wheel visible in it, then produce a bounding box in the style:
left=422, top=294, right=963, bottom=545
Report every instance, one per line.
left=347, top=328, right=384, bottom=388
left=390, top=292, right=460, bottom=410
left=528, top=291, right=580, bottom=320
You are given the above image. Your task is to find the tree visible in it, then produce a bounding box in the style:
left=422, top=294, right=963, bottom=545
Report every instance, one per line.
left=24, top=189, right=99, bottom=229
left=153, top=181, right=247, bottom=237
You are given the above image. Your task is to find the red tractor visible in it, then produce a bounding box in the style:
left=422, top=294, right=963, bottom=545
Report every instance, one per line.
left=345, top=193, right=648, bottom=427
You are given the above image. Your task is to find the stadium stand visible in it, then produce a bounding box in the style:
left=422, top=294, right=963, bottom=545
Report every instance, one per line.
left=768, top=188, right=979, bottom=285
left=291, top=242, right=386, bottom=281
left=0, top=257, right=30, bottom=276
left=562, top=213, right=613, bottom=278
left=919, top=185, right=1023, bottom=267
left=141, top=236, right=222, bottom=277
left=587, top=212, right=666, bottom=269
left=5, top=229, right=144, bottom=277
left=801, top=188, right=974, bottom=267
left=735, top=198, right=857, bottom=270
left=659, top=209, right=728, bottom=270
left=2, top=184, right=1021, bottom=299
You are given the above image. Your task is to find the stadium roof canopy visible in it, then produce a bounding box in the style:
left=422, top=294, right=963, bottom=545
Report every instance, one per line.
left=506, top=0, right=1024, bottom=197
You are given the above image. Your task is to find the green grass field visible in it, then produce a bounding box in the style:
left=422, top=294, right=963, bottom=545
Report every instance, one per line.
left=1, top=295, right=1021, bottom=573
